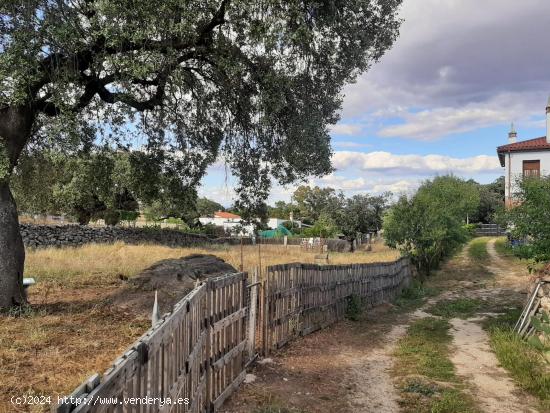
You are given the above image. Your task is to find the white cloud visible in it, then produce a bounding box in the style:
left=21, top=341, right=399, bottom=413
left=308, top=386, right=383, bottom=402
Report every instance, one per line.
left=332, top=151, right=501, bottom=175
left=333, top=141, right=372, bottom=148
left=329, top=123, right=363, bottom=136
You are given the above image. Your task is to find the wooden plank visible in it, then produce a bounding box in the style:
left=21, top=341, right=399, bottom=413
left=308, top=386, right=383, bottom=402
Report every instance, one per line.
left=212, top=370, right=247, bottom=411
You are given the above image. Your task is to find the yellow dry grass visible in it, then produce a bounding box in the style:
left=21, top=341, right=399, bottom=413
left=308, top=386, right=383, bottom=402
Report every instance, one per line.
left=1, top=241, right=399, bottom=413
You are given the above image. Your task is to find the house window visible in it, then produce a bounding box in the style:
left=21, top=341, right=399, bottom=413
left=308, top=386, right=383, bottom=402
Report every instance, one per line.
left=523, top=160, right=540, bottom=177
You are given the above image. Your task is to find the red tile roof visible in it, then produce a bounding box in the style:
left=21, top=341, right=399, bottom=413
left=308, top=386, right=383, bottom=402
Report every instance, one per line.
left=214, top=211, right=241, bottom=219
left=497, top=136, right=550, bottom=166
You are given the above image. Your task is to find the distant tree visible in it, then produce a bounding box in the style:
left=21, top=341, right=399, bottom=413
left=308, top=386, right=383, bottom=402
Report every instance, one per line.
left=336, top=193, right=391, bottom=249
left=469, top=176, right=504, bottom=224
left=504, top=176, right=550, bottom=262
left=196, top=198, right=225, bottom=217
left=384, top=176, right=480, bottom=276
left=268, top=200, right=298, bottom=220
left=12, top=149, right=196, bottom=225
left=292, top=185, right=344, bottom=223
left=302, top=212, right=339, bottom=238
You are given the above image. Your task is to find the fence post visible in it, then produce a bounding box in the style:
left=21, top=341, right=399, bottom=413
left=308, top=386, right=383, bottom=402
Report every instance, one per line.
left=205, top=281, right=213, bottom=413
left=247, top=268, right=259, bottom=360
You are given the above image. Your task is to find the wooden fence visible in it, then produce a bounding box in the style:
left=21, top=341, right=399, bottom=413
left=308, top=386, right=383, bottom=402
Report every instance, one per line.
left=263, top=257, right=411, bottom=353
left=57, top=258, right=411, bottom=413
left=475, top=223, right=506, bottom=237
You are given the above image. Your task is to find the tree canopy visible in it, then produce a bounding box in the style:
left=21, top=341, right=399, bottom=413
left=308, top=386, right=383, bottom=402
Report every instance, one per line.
left=384, top=175, right=480, bottom=276
left=503, top=176, right=550, bottom=263
left=1, top=0, right=402, bottom=205
left=0, top=0, right=403, bottom=308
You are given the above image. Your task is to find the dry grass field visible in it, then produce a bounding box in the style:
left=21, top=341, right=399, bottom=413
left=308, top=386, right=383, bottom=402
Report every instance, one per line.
left=0, top=241, right=399, bottom=413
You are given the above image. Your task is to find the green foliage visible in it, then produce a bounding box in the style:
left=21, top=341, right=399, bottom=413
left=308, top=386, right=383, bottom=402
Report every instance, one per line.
left=470, top=176, right=505, bottom=224
left=384, top=175, right=480, bottom=275
left=11, top=148, right=200, bottom=224
left=346, top=294, right=363, bottom=321
left=527, top=311, right=550, bottom=363
left=335, top=193, right=391, bottom=244
left=119, top=210, right=139, bottom=222
left=503, top=176, right=550, bottom=262
left=395, top=280, right=438, bottom=310
left=2, top=0, right=403, bottom=215
left=427, top=298, right=483, bottom=319
left=488, top=327, right=550, bottom=409
left=468, top=238, right=489, bottom=261
left=196, top=198, right=224, bottom=217
left=292, top=186, right=344, bottom=224
left=396, top=317, right=455, bottom=381
left=302, top=213, right=339, bottom=238
left=103, top=210, right=121, bottom=226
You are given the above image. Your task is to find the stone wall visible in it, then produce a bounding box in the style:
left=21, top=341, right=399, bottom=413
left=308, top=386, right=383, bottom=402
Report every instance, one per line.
left=19, top=224, right=240, bottom=249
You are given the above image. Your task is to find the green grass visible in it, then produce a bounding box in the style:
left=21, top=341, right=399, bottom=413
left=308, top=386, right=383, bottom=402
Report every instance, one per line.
left=427, top=298, right=483, bottom=319
left=494, top=237, right=515, bottom=258
left=468, top=237, right=489, bottom=261
left=394, top=317, right=480, bottom=413
left=395, top=318, right=456, bottom=381
left=395, top=280, right=439, bottom=311
left=484, top=309, right=550, bottom=411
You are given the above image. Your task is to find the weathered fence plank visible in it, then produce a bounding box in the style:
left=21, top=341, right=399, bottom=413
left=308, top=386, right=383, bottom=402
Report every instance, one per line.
left=57, top=257, right=412, bottom=413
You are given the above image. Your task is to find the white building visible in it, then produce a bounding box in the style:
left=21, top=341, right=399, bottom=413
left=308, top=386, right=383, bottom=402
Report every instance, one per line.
left=199, top=211, right=255, bottom=236
left=497, top=98, right=550, bottom=207
left=266, top=217, right=303, bottom=230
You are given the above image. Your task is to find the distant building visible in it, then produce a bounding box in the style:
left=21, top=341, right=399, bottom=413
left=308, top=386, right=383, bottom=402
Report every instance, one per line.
left=497, top=98, right=550, bottom=207
left=199, top=211, right=254, bottom=236
left=266, top=218, right=303, bottom=230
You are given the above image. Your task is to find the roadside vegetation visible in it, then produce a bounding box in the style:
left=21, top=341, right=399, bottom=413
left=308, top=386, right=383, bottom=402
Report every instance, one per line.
left=484, top=310, right=550, bottom=411
left=393, top=317, right=479, bottom=413
left=384, top=175, right=480, bottom=277
left=427, top=298, right=483, bottom=319
left=468, top=237, right=489, bottom=262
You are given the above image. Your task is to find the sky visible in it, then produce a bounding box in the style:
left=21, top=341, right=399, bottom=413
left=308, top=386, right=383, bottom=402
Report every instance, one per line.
left=198, top=0, right=550, bottom=206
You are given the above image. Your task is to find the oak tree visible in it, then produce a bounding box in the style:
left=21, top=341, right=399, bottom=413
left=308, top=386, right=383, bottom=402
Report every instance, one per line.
left=0, top=0, right=402, bottom=307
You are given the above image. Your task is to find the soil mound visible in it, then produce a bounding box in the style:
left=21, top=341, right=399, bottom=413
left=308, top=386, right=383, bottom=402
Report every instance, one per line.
left=110, top=254, right=237, bottom=317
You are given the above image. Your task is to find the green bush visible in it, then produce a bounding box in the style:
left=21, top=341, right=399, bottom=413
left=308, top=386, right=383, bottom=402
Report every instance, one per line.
left=346, top=294, right=362, bottom=321
left=103, top=209, right=121, bottom=226
left=384, top=175, right=480, bottom=276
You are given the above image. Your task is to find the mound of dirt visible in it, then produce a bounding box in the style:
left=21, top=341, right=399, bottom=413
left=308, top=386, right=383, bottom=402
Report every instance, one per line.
left=110, top=254, right=237, bottom=317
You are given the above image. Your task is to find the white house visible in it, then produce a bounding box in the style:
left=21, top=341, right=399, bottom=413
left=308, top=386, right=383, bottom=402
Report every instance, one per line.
left=199, top=211, right=255, bottom=236
left=266, top=217, right=303, bottom=230
left=497, top=98, right=550, bottom=207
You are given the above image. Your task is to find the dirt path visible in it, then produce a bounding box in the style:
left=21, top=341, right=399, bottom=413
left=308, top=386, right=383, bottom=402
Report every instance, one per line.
left=448, top=238, right=538, bottom=413
left=342, top=323, right=406, bottom=413
left=222, top=238, right=537, bottom=413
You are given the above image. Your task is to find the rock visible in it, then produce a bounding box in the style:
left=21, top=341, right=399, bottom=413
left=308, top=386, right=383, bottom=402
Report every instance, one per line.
left=244, top=374, right=257, bottom=384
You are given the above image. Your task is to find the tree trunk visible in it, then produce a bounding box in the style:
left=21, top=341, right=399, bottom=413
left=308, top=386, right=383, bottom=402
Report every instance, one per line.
left=0, top=181, right=25, bottom=308
left=0, top=105, right=34, bottom=309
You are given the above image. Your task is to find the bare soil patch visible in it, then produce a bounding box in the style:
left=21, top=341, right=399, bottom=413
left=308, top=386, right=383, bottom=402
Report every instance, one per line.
left=221, top=303, right=406, bottom=413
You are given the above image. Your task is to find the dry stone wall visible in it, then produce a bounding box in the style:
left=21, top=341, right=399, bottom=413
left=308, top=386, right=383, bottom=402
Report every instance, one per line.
left=19, top=224, right=241, bottom=248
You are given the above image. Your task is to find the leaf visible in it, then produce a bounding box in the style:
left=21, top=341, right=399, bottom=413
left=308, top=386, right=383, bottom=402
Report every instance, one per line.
left=528, top=335, right=545, bottom=351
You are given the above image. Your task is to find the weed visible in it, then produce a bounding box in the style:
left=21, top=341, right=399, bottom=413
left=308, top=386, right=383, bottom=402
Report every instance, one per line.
left=346, top=294, right=362, bottom=321
left=403, top=379, right=438, bottom=396
left=488, top=327, right=550, bottom=410
left=468, top=238, right=489, bottom=261
left=431, top=389, right=479, bottom=413
left=394, top=318, right=479, bottom=413
left=395, top=280, right=438, bottom=310
left=395, top=318, right=455, bottom=381
left=427, top=298, right=482, bottom=319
